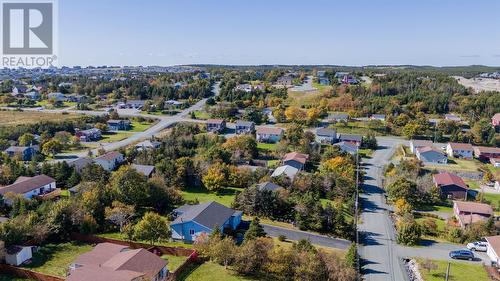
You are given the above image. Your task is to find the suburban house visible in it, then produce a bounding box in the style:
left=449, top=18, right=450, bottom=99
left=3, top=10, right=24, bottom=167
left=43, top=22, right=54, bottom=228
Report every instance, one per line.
left=235, top=120, right=255, bottom=134
left=256, top=127, right=284, bottom=143
left=24, top=91, right=41, bottom=100
left=275, top=76, right=293, bottom=86
left=171, top=201, right=242, bottom=242
left=75, top=128, right=101, bottom=142
left=318, top=78, right=330, bottom=85
left=370, top=114, right=386, bottom=121
left=5, top=246, right=33, bottom=266
left=131, top=164, right=155, bottom=178
left=4, top=146, right=37, bottom=161
left=446, top=142, right=474, bottom=159
left=94, top=151, right=124, bottom=171
left=409, top=140, right=433, bottom=154
left=433, top=172, right=467, bottom=199
left=206, top=119, right=226, bottom=133
left=48, top=92, right=66, bottom=102
left=486, top=235, right=500, bottom=266
left=444, top=114, right=461, bottom=122
left=256, top=181, right=282, bottom=192
left=124, top=100, right=145, bottom=109
left=474, top=146, right=500, bottom=161
left=282, top=152, right=309, bottom=170
left=235, top=84, right=253, bottom=92
left=453, top=201, right=493, bottom=228
left=494, top=178, right=500, bottom=191
left=69, top=157, right=94, bottom=173
left=165, top=100, right=184, bottom=108
left=135, top=140, right=161, bottom=151
left=107, top=119, right=131, bottom=131
left=66, top=94, right=88, bottom=103
left=492, top=113, right=500, bottom=130
left=328, top=113, right=349, bottom=123
left=0, top=174, right=56, bottom=201
left=271, top=165, right=299, bottom=180
left=334, top=141, right=358, bottom=155
left=491, top=158, right=500, bottom=168
left=67, top=242, right=168, bottom=281
left=416, top=146, right=447, bottom=164
left=338, top=134, right=363, bottom=147
left=315, top=128, right=337, bottom=144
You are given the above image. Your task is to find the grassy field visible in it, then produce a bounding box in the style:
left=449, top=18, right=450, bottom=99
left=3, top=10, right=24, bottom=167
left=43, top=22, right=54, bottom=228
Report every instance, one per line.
left=330, top=121, right=385, bottom=136
left=182, top=186, right=241, bottom=207
left=480, top=192, right=500, bottom=209
left=415, top=215, right=447, bottom=232
left=99, top=131, right=134, bottom=142
left=257, top=142, right=277, bottom=152
left=162, top=254, right=188, bottom=272
left=424, top=159, right=482, bottom=172
left=178, top=262, right=255, bottom=281
left=192, top=110, right=211, bottom=120
left=22, top=242, right=93, bottom=277
left=311, top=82, right=333, bottom=93
left=417, top=258, right=489, bottom=281
left=97, top=232, right=193, bottom=248
left=416, top=204, right=453, bottom=214
left=287, top=90, right=324, bottom=107
left=0, top=110, right=80, bottom=126
left=129, top=120, right=154, bottom=132
left=35, top=101, right=77, bottom=109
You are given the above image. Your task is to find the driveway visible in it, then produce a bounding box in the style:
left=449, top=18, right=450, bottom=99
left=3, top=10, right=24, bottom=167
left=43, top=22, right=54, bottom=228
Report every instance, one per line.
left=262, top=224, right=351, bottom=250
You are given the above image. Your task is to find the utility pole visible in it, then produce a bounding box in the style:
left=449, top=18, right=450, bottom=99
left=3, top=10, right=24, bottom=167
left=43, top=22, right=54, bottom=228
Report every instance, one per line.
left=354, top=147, right=360, bottom=280
left=445, top=262, right=451, bottom=281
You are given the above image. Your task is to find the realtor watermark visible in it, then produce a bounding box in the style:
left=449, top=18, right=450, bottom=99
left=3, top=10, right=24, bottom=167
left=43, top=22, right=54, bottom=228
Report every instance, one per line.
left=1, top=0, right=58, bottom=68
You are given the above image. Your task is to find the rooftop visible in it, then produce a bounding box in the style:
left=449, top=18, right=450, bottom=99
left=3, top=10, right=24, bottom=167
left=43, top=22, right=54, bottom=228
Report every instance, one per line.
left=433, top=172, right=466, bottom=189
left=283, top=152, right=309, bottom=165
left=448, top=142, right=473, bottom=150
left=454, top=201, right=493, bottom=216
left=96, top=151, right=123, bottom=162
left=0, top=174, right=55, bottom=195
left=172, top=201, right=237, bottom=229
left=256, top=126, right=283, bottom=135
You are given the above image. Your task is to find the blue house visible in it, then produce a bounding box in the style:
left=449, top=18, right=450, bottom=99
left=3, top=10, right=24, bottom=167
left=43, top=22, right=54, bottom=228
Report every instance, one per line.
left=171, top=201, right=242, bottom=243
left=107, top=119, right=131, bottom=131
left=4, top=146, right=37, bottom=161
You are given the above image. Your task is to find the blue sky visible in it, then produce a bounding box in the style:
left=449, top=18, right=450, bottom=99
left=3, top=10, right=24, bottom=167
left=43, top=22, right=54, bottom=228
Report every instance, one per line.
left=59, top=0, right=500, bottom=67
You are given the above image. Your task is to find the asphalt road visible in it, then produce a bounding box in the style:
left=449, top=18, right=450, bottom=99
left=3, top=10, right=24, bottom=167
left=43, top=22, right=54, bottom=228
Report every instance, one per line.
left=262, top=224, right=351, bottom=250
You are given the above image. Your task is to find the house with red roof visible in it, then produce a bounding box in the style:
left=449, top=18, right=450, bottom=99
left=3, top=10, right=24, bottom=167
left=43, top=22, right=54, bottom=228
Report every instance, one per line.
left=282, top=152, right=309, bottom=170
left=433, top=172, right=467, bottom=199
left=474, top=146, right=500, bottom=161
left=67, top=242, right=168, bottom=281
left=446, top=142, right=473, bottom=159
left=453, top=201, right=493, bottom=228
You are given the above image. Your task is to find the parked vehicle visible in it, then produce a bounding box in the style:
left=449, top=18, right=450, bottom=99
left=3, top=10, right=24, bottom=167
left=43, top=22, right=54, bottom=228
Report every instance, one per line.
left=467, top=241, right=488, bottom=252
left=449, top=250, right=475, bottom=260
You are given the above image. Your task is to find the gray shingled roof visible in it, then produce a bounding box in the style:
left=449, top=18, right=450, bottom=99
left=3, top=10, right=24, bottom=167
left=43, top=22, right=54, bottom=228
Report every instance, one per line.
left=256, top=181, right=282, bottom=192
left=316, top=128, right=336, bottom=137
left=131, top=164, right=155, bottom=177
left=172, top=201, right=236, bottom=229
left=0, top=174, right=55, bottom=195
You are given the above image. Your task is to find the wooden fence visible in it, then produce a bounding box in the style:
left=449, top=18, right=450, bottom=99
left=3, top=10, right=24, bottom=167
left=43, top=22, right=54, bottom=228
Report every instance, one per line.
left=0, top=264, right=64, bottom=281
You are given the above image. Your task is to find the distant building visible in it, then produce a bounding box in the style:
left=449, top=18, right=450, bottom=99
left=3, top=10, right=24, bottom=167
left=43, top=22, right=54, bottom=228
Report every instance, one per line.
left=67, top=242, right=168, bottom=281
left=275, top=76, right=293, bottom=86
left=333, top=141, right=358, bottom=155
left=206, top=119, right=226, bottom=133
left=316, top=70, right=326, bottom=77
left=69, top=157, right=94, bottom=173
left=0, top=174, right=56, bottom=202
left=409, top=140, right=433, bottom=154
left=134, top=140, right=161, bottom=151
left=271, top=165, right=299, bottom=180
left=171, top=201, right=242, bottom=242
left=492, top=113, right=500, bottom=129
left=416, top=146, right=447, bottom=164
left=4, top=146, right=37, bottom=161
left=491, top=158, right=500, bottom=168
left=474, top=146, right=500, bottom=161
left=165, top=100, right=184, bottom=108
left=282, top=152, right=309, bottom=170
left=235, top=120, right=255, bottom=135
left=453, top=201, right=493, bottom=229
left=235, top=84, right=253, bottom=92
left=370, top=114, right=386, bottom=121
left=327, top=113, right=349, bottom=123
left=256, top=127, right=284, bottom=143
left=318, top=78, right=330, bottom=85
left=48, top=92, right=66, bottom=102
left=255, top=181, right=282, bottom=192
left=433, top=172, right=467, bottom=200
left=131, top=164, right=155, bottom=178
left=75, top=128, right=101, bottom=142
left=444, top=114, right=461, bottom=122
left=24, top=91, right=41, bottom=100
left=107, top=120, right=131, bottom=131
left=338, top=134, right=363, bottom=147
left=446, top=143, right=473, bottom=159
left=123, top=100, right=145, bottom=109
left=315, top=128, right=337, bottom=144
left=94, top=151, right=124, bottom=171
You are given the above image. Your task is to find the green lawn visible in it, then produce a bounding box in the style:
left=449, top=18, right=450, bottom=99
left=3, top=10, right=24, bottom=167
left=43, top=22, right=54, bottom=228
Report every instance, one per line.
left=178, top=262, right=254, bottom=281
left=22, top=242, right=93, bottom=277
left=99, top=131, right=134, bottom=142
left=257, top=142, right=277, bottom=152
left=464, top=179, right=480, bottom=189
left=267, top=160, right=280, bottom=168
left=417, top=259, right=489, bottom=281
left=415, top=204, right=453, bottom=214
left=192, top=110, right=211, bottom=120
left=424, top=159, right=482, bottom=172
left=129, top=121, right=154, bottom=132
left=162, top=254, right=188, bottom=272
left=182, top=186, right=242, bottom=207
left=330, top=121, right=386, bottom=136
left=415, top=216, right=447, bottom=232
left=480, top=192, right=500, bottom=209
left=97, top=232, right=193, bottom=248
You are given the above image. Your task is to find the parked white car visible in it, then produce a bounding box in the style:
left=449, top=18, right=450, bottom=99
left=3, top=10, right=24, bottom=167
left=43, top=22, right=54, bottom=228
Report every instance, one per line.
left=466, top=241, right=488, bottom=252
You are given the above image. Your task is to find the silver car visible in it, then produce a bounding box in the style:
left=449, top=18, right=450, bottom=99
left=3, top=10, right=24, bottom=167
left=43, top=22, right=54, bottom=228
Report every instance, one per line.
left=466, top=241, right=488, bottom=252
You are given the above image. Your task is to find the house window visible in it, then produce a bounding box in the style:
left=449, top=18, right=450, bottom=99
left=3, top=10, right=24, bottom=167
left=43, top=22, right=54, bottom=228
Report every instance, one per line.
left=189, top=229, right=195, bottom=235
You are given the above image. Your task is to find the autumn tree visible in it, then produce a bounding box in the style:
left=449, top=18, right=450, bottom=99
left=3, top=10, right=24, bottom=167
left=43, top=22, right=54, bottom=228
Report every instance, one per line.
left=110, top=165, right=149, bottom=206
left=105, top=201, right=135, bottom=232
left=134, top=212, right=171, bottom=245
left=202, top=162, right=230, bottom=192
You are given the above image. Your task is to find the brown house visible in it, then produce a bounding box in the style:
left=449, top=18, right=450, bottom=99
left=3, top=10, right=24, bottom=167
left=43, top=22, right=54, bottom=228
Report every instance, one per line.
left=433, top=172, right=467, bottom=199
left=67, top=242, right=168, bottom=281
left=453, top=201, right=493, bottom=228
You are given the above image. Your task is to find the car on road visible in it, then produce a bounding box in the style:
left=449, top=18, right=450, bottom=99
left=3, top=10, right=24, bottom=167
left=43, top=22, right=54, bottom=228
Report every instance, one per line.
left=467, top=241, right=488, bottom=252
left=449, top=250, right=475, bottom=260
